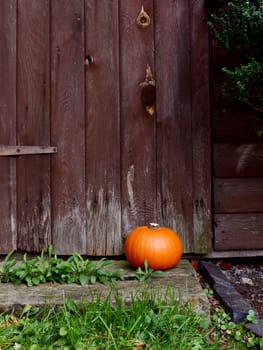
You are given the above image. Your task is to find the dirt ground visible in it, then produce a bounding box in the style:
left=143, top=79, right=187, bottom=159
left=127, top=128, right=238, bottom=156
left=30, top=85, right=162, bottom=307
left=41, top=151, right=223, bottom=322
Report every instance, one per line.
left=218, top=258, right=263, bottom=319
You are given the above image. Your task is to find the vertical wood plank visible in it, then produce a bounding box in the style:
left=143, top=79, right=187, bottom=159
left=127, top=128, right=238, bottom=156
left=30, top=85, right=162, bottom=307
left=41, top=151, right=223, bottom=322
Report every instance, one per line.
left=51, top=0, right=86, bottom=254
left=190, top=0, right=212, bottom=253
left=16, top=0, right=51, bottom=252
left=155, top=0, right=193, bottom=252
left=120, top=0, right=156, bottom=237
left=85, top=0, right=122, bottom=255
left=0, top=0, right=17, bottom=253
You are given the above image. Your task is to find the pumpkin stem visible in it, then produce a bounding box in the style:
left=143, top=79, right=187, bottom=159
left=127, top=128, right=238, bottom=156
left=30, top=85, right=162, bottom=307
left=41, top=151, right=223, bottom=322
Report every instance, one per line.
left=148, top=222, right=160, bottom=230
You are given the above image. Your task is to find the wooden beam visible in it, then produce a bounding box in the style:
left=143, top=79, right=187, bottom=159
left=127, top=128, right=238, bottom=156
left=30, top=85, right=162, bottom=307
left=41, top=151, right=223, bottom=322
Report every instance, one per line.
left=0, top=145, right=57, bottom=156
left=214, top=178, right=263, bottom=213
left=214, top=213, right=263, bottom=250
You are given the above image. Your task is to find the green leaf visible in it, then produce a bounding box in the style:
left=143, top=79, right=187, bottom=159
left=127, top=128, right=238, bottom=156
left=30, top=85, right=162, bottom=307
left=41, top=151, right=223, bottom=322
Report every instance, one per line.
left=79, top=274, right=88, bottom=285
left=246, top=310, right=258, bottom=324
left=30, top=344, right=39, bottom=350
left=59, top=326, right=68, bottom=336
left=21, top=304, right=32, bottom=317
left=90, top=275, right=97, bottom=284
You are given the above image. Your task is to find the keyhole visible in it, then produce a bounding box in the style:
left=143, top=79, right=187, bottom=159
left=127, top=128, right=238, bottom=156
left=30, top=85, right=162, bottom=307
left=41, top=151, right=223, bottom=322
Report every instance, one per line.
left=85, top=55, right=94, bottom=65
left=140, top=16, right=148, bottom=25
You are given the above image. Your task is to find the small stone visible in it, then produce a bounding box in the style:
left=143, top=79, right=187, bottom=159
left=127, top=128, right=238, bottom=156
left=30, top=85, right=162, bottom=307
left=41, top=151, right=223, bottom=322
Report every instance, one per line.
left=234, top=268, right=242, bottom=275
left=241, top=277, right=253, bottom=286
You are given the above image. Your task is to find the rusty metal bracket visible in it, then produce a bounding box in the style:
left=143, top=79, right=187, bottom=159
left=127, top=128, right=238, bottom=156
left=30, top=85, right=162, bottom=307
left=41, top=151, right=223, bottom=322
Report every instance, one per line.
left=0, top=145, right=58, bottom=156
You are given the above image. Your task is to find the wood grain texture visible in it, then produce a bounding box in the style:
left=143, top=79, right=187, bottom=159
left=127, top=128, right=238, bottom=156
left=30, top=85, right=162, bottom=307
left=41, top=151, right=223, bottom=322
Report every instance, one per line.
left=190, top=0, right=212, bottom=253
left=51, top=0, right=86, bottom=254
left=120, top=0, right=156, bottom=236
left=155, top=0, right=193, bottom=252
left=214, top=178, right=263, bottom=213
left=16, top=0, right=51, bottom=252
left=214, top=143, right=263, bottom=177
left=85, top=0, right=122, bottom=255
left=0, top=0, right=17, bottom=253
left=214, top=214, right=263, bottom=250
left=0, top=1, right=245, bottom=255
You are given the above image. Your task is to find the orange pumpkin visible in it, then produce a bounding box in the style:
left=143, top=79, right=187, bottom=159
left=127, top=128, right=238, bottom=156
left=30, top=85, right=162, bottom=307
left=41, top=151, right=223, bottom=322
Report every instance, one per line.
left=125, top=223, right=183, bottom=270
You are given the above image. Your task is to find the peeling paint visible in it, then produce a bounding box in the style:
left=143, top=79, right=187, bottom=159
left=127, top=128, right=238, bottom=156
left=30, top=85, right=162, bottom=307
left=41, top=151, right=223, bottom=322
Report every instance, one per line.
left=53, top=204, right=86, bottom=254
left=157, top=191, right=191, bottom=252
left=18, top=194, right=51, bottom=251
left=126, top=165, right=135, bottom=211
left=86, top=185, right=122, bottom=255
left=121, top=165, right=137, bottom=236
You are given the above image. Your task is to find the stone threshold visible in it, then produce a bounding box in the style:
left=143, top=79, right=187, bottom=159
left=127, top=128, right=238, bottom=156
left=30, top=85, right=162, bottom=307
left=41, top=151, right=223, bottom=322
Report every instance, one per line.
left=0, top=260, right=210, bottom=317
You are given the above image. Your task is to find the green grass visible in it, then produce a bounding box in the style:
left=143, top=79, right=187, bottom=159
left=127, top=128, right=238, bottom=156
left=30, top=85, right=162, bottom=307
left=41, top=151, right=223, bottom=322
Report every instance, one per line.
left=0, top=289, right=262, bottom=350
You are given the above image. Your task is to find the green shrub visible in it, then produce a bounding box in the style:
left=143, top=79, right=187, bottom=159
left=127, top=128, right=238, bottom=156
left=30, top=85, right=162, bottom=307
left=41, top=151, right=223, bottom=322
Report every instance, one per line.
left=208, top=0, right=263, bottom=112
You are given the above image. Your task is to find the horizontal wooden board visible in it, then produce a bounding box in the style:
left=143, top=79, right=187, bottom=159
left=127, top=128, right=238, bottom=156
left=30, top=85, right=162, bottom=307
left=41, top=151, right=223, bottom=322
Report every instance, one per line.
left=213, top=107, right=262, bottom=143
left=214, top=213, right=263, bottom=250
left=214, top=178, right=263, bottom=213
left=213, top=143, right=263, bottom=177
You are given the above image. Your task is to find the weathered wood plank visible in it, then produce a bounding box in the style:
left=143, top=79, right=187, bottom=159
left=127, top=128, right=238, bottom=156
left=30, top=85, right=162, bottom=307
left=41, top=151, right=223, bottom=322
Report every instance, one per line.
left=190, top=0, right=212, bottom=253
left=0, top=146, right=57, bottom=156
left=16, top=0, right=51, bottom=252
left=214, top=143, right=263, bottom=177
left=213, top=107, right=262, bottom=143
left=214, top=214, right=263, bottom=250
left=51, top=0, right=86, bottom=254
left=0, top=0, right=17, bottom=253
left=214, top=178, right=263, bottom=213
left=120, top=0, right=156, bottom=236
left=155, top=0, right=192, bottom=252
left=85, top=0, right=122, bottom=255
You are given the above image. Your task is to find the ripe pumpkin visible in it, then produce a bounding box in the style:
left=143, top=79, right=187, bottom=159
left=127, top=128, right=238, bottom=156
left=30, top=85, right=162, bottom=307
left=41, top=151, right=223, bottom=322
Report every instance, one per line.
left=125, top=223, right=183, bottom=270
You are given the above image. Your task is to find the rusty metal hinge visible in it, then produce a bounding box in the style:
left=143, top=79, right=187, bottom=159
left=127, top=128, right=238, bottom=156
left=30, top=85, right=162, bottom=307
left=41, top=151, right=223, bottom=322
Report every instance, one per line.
left=0, top=145, right=57, bottom=156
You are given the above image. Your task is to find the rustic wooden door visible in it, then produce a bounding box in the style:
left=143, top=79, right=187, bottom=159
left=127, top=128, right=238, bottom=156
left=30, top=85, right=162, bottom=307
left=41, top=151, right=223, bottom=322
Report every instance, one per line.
left=0, top=0, right=211, bottom=255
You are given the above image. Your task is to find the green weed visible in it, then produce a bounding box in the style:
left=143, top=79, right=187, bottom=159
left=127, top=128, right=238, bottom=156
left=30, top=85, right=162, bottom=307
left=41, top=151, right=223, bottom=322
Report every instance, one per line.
left=133, top=260, right=164, bottom=282
left=211, top=307, right=263, bottom=349
left=0, top=246, right=123, bottom=286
